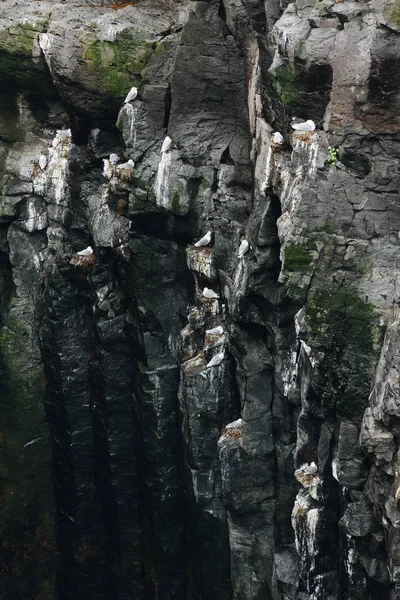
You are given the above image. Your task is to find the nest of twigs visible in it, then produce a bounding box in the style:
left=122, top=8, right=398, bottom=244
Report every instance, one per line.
left=293, top=130, right=317, bottom=143
left=221, top=427, right=242, bottom=440
left=117, top=169, right=134, bottom=182
left=70, top=253, right=97, bottom=268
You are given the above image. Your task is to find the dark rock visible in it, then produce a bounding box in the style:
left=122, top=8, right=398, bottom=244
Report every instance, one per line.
left=340, top=500, right=381, bottom=537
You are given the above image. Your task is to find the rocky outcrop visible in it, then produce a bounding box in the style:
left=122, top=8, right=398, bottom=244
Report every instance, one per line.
left=0, top=0, right=400, bottom=598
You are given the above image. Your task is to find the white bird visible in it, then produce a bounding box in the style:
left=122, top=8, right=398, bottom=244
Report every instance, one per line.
left=161, top=136, right=172, bottom=153
left=273, top=132, right=284, bottom=144
left=77, top=246, right=94, bottom=256
left=302, top=462, right=318, bottom=474
left=123, top=87, right=138, bottom=103
left=292, top=119, right=316, bottom=132
left=237, top=239, right=249, bottom=258
left=103, top=159, right=113, bottom=179
left=109, top=153, right=120, bottom=165
left=205, top=325, right=224, bottom=335
left=202, top=287, right=219, bottom=299
left=206, top=352, right=224, bottom=368
left=116, top=159, right=135, bottom=170
left=52, top=129, right=71, bottom=148
left=39, top=155, right=47, bottom=170
left=194, top=231, right=212, bottom=247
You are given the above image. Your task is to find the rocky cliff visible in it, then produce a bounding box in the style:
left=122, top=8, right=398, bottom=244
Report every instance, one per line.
left=0, top=0, right=399, bottom=598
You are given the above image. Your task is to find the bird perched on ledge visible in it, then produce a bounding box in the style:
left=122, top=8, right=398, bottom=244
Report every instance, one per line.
left=77, top=246, right=93, bottom=256
left=109, top=153, right=120, bottom=165
left=161, top=136, right=172, bottom=153
left=301, top=462, right=318, bottom=474
left=206, top=352, right=224, bottom=368
left=39, top=155, right=47, bottom=170
left=124, top=87, right=138, bottom=103
left=273, top=132, right=284, bottom=144
left=194, top=231, right=212, bottom=247
left=292, top=119, right=316, bottom=132
left=206, top=325, right=224, bottom=335
left=202, top=287, right=219, bottom=299
left=237, top=239, right=249, bottom=258
left=116, top=159, right=135, bottom=171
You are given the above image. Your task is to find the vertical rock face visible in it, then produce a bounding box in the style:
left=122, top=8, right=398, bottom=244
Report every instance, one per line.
left=0, top=0, right=400, bottom=598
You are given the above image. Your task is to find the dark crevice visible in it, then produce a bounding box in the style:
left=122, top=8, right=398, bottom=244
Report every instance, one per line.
left=163, top=84, right=172, bottom=130
left=220, top=146, right=234, bottom=165
left=218, top=0, right=227, bottom=22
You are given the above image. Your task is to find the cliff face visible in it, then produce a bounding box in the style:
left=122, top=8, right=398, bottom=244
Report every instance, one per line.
left=0, top=0, right=399, bottom=598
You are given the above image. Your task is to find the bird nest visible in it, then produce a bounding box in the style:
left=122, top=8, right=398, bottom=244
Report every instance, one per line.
left=194, top=246, right=213, bottom=254
left=200, top=296, right=218, bottom=303
left=70, top=254, right=97, bottom=268
left=221, top=427, right=242, bottom=440
left=271, top=142, right=286, bottom=153
left=293, top=130, right=317, bottom=143
left=205, top=333, right=223, bottom=344
left=116, top=168, right=134, bottom=182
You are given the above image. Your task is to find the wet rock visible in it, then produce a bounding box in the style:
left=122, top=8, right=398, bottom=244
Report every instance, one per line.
left=340, top=499, right=381, bottom=537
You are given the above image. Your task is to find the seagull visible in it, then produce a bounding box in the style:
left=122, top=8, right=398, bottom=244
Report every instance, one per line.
left=123, top=87, right=138, bottom=103
left=302, top=462, right=318, bottom=474
left=161, top=136, right=172, bottom=153
left=292, top=119, right=316, bottom=132
left=273, top=132, right=284, bottom=144
left=206, top=352, right=224, bottom=368
left=202, top=287, right=219, bottom=299
left=205, top=325, right=224, bottom=335
left=77, top=246, right=94, bottom=256
left=39, top=155, right=47, bottom=170
left=109, top=153, right=120, bottom=165
left=116, top=159, right=135, bottom=170
left=237, top=239, right=249, bottom=258
left=194, top=231, right=212, bottom=247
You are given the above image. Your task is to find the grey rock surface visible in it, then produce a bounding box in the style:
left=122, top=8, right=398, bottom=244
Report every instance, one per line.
left=0, top=0, right=400, bottom=598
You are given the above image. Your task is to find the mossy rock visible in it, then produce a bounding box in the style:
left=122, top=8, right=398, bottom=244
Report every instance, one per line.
left=306, top=284, right=380, bottom=419
left=386, top=0, right=400, bottom=31
left=82, top=28, right=153, bottom=98
left=269, top=65, right=299, bottom=110
left=0, top=20, right=55, bottom=95
left=284, top=243, right=313, bottom=272
left=171, top=190, right=181, bottom=213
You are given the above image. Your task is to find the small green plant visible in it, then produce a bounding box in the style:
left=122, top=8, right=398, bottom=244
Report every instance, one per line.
left=328, top=146, right=339, bottom=166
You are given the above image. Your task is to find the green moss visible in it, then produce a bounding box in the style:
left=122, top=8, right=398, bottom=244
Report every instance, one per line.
left=0, top=20, right=55, bottom=95
left=116, top=116, right=124, bottom=131
left=171, top=190, right=181, bottom=213
left=306, top=285, right=379, bottom=419
left=269, top=66, right=299, bottom=109
left=187, top=177, right=204, bottom=201
left=314, top=221, right=339, bottom=235
left=284, top=243, right=313, bottom=271
left=287, top=282, right=308, bottom=303
left=390, top=0, right=400, bottom=27
left=83, top=28, right=153, bottom=98
left=152, top=41, right=165, bottom=56
left=0, top=23, right=39, bottom=56
left=83, top=22, right=101, bottom=34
